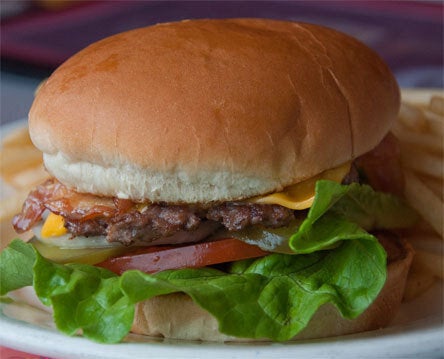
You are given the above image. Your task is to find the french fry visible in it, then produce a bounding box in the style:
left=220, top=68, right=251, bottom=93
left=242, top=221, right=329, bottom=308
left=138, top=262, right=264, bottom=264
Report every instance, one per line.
left=1, top=126, right=33, bottom=149
left=1, top=125, right=45, bottom=189
left=399, top=102, right=443, bottom=137
left=0, top=189, right=29, bottom=222
left=400, top=145, right=443, bottom=179
left=401, top=89, right=442, bottom=105
left=6, top=165, right=49, bottom=189
left=396, top=94, right=443, bottom=243
left=418, top=176, right=443, bottom=201
left=399, top=102, right=428, bottom=132
left=0, top=146, right=43, bottom=180
left=422, top=108, right=444, bottom=136
left=429, top=95, right=444, bottom=116
left=392, top=121, right=442, bottom=154
left=403, top=170, right=443, bottom=237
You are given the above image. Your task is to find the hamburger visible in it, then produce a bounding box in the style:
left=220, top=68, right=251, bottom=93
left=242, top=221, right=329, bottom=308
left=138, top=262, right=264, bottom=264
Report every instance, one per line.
left=0, top=18, right=417, bottom=343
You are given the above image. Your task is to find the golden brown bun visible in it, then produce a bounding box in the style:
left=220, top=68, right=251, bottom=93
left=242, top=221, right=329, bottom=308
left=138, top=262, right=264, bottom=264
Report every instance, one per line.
left=29, top=18, right=400, bottom=203
left=131, top=238, right=413, bottom=341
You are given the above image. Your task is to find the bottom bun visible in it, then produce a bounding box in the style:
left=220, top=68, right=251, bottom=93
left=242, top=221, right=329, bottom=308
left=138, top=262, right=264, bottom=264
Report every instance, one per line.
left=131, top=236, right=414, bottom=342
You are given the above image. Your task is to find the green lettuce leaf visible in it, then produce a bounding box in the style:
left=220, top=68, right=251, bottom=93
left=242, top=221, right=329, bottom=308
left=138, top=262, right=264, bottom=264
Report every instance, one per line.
left=121, top=237, right=385, bottom=341
left=0, top=181, right=417, bottom=343
left=289, top=180, right=417, bottom=253
left=222, top=181, right=416, bottom=254
left=0, top=239, right=385, bottom=343
left=0, top=239, right=35, bottom=295
left=33, top=251, right=134, bottom=342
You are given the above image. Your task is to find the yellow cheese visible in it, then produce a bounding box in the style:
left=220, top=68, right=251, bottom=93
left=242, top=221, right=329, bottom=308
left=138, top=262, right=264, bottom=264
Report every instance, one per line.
left=38, top=163, right=350, bottom=238
left=249, top=163, right=351, bottom=210
left=41, top=212, right=68, bottom=238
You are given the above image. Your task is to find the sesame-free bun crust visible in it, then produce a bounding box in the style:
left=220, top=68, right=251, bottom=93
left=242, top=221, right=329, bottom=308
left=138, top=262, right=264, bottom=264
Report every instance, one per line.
left=29, top=19, right=400, bottom=203
left=131, top=238, right=413, bottom=341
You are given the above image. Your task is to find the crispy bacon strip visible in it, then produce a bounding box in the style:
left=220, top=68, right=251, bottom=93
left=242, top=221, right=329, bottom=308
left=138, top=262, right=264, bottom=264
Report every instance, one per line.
left=12, top=179, right=61, bottom=232
left=45, top=189, right=116, bottom=221
left=12, top=179, right=118, bottom=233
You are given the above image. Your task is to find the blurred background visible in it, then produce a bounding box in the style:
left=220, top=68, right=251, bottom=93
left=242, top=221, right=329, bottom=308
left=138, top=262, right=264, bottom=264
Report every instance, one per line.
left=1, top=0, right=443, bottom=126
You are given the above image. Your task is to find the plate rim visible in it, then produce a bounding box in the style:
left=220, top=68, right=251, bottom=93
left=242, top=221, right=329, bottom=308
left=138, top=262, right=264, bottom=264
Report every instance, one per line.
left=1, top=310, right=443, bottom=359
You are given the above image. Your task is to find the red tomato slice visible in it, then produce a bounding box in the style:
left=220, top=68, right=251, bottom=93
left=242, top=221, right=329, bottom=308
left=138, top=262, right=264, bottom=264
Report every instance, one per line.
left=96, top=238, right=269, bottom=275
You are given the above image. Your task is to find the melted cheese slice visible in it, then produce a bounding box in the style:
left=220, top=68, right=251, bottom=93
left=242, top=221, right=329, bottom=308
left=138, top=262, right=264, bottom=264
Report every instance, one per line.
left=249, top=163, right=351, bottom=210
left=36, top=215, right=121, bottom=249
left=41, top=212, right=68, bottom=238
left=40, top=162, right=351, bottom=240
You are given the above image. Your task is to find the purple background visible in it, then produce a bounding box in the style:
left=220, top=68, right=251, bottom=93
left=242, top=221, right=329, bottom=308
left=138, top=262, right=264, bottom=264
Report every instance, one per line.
left=1, top=1, right=442, bottom=87
left=1, top=0, right=442, bottom=125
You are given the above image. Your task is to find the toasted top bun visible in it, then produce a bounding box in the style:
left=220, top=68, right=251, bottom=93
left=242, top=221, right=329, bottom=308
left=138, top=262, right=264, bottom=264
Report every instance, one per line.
left=29, top=18, right=400, bottom=203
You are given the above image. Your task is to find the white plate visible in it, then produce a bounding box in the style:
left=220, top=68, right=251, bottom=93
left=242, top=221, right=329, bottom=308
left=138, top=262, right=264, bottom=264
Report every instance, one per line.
left=1, top=104, right=443, bottom=358
left=0, top=283, right=442, bottom=359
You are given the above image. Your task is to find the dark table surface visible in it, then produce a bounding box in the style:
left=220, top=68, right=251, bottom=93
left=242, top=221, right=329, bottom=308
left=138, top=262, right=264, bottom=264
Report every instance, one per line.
left=1, top=1, right=443, bottom=125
